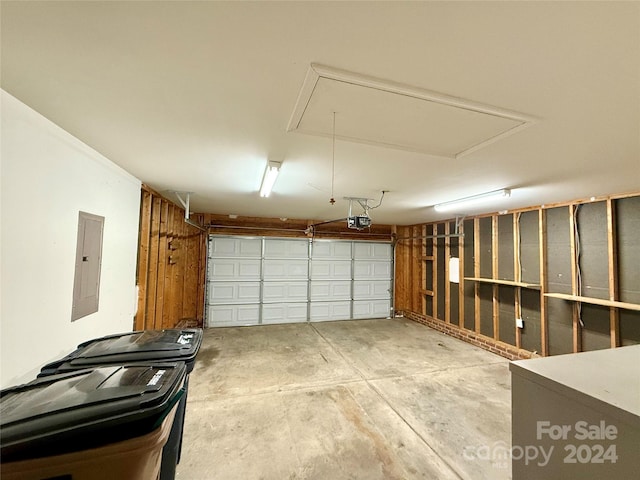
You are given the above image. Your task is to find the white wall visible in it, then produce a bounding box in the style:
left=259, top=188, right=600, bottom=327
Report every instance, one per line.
left=0, top=90, right=142, bottom=388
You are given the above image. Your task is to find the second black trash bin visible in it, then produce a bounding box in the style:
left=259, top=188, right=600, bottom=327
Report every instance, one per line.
left=38, top=328, right=203, bottom=480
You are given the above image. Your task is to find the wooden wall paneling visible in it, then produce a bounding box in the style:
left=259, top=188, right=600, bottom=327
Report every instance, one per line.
left=394, top=226, right=409, bottom=313
left=606, top=199, right=620, bottom=348
left=436, top=224, right=446, bottom=320
left=514, top=213, right=522, bottom=349
left=182, top=227, right=197, bottom=319
left=196, top=225, right=207, bottom=322
left=433, top=224, right=439, bottom=319
left=569, top=204, right=582, bottom=353
left=421, top=224, right=427, bottom=316
left=474, top=218, right=480, bottom=333
left=492, top=215, right=499, bottom=340
left=155, top=201, right=169, bottom=330
left=146, top=196, right=163, bottom=330
left=162, top=205, right=175, bottom=329
left=444, top=222, right=451, bottom=323
left=539, top=209, right=549, bottom=356
left=458, top=220, right=465, bottom=329
left=448, top=221, right=460, bottom=326
left=175, top=212, right=188, bottom=323
left=462, top=219, right=475, bottom=331
left=412, top=226, right=421, bottom=313
left=135, top=190, right=152, bottom=330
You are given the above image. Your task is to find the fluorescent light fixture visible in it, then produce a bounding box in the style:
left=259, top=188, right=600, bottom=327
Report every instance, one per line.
left=259, top=161, right=281, bottom=197
left=434, top=189, right=511, bottom=213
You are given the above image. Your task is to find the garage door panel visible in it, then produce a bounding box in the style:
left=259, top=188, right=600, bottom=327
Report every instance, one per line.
left=207, top=304, right=260, bottom=327
left=353, top=299, right=391, bottom=319
left=207, top=236, right=392, bottom=325
left=311, top=241, right=352, bottom=259
left=262, top=303, right=309, bottom=324
left=353, top=280, right=391, bottom=300
left=209, top=237, right=262, bottom=258
left=310, top=281, right=351, bottom=300
left=263, top=259, right=308, bottom=279
left=208, top=258, right=261, bottom=280
left=310, top=301, right=351, bottom=322
left=264, top=239, right=309, bottom=259
left=311, top=260, right=351, bottom=279
left=263, top=282, right=308, bottom=302
left=354, top=243, right=392, bottom=260
left=207, top=281, right=261, bottom=304
left=353, top=261, right=391, bottom=280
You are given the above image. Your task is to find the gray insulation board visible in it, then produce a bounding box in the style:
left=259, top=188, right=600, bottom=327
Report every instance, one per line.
left=463, top=219, right=476, bottom=331
left=520, top=288, right=541, bottom=353
left=546, top=297, right=574, bottom=355
left=581, top=304, right=611, bottom=352
left=617, top=196, right=640, bottom=304
left=498, top=214, right=514, bottom=281
left=520, top=210, right=540, bottom=284
left=479, top=283, right=493, bottom=338
left=577, top=202, right=609, bottom=300
left=436, top=234, right=446, bottom=320
left=479, top=217, right=492, bottom=278
left=546, top=206, right=572, bottom=295
left=620, top=310, right=640, bottom=346
left=498, top=286, right=516, bottom=346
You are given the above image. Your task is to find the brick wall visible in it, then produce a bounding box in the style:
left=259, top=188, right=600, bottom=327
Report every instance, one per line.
left=400, top=310, right=539, bottom=361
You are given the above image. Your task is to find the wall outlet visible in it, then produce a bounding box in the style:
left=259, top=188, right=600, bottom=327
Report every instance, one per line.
left=516, top=318, right=524, bottom=329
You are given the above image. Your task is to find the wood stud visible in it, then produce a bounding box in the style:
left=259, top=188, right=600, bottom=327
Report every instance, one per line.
left=135, top=186, right=207, bottom=330
left=393, top=192, right=639, bottom=358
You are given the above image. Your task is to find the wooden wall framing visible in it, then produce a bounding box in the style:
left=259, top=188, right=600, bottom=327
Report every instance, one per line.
left=395, top=192, right=640, bottom=358
left=135, top=186, right=207, bottom=330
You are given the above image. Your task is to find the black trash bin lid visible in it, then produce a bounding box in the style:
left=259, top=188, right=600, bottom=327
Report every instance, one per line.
left=1, top=362, right=186, bottom=462
left=40, top=329, right=203, bottom=376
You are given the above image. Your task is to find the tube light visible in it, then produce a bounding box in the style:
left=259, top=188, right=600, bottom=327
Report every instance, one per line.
left=434, top=189, right=511, bottom=213
left=259, top=161, right=281, bottom=197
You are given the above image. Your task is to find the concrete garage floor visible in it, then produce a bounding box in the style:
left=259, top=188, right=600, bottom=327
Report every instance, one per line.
left=176, top=318, right=512, bottom=479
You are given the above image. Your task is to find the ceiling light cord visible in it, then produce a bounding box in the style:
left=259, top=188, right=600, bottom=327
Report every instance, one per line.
left=330, top=112, right=336, bottom=205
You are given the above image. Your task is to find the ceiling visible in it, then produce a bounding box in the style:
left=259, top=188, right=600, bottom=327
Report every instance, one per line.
left=1, top=1, right=639, bottom=225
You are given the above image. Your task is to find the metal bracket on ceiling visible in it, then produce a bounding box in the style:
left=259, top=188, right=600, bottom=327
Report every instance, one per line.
left=169, top=191, right=207, bottom=232
left=171, top=191, right=193, bottom=220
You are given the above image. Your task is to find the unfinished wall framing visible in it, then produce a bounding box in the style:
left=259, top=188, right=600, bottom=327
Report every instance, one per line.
left=395, top=192, right=640, bottom=359
left=135, top=186, right=208, bottom=330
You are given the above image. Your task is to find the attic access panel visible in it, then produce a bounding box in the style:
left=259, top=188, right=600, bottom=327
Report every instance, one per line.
left=288, top=64, right=537, bottom=159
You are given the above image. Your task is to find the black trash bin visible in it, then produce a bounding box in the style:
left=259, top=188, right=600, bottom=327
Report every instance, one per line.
left=1, top=363, right=186, bottom=480
left=38, top=328, right=203, bottom=480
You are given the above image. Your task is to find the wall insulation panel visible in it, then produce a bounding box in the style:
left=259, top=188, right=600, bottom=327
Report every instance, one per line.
left=479, top=217, right=492, bottom=278
left=546, top=297, right=574, bottom=355
left=498, top=286, right=516, bottom=345
left=436, top=233, right=446, bottom=320
left=479, top=283, right=493, bottom=337
left=520, top=289, right=541, bottom=353
left=620, top=310, right=640, bottom=346
left=520, top=211, right=540, bottom=284
left=577, top=202, right=609, bottom=300
left=463, top=219, right=475, bottom=331
left=546, top=207, right=572, bottom=295
left=498, top=214, right=514, bottom=281
left=617, top=196, right=640, bottom=304
left=580, top=304, right=611, bottom=351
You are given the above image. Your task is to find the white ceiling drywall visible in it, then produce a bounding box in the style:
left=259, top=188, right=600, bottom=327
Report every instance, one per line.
left=1, top=1, right=639, bottom=225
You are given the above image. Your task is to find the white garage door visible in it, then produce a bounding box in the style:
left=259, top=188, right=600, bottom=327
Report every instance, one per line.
left=206, top=236, right=392, bottom=327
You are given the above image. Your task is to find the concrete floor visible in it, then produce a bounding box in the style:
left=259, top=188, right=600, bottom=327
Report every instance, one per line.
left=176, top=318, right=512, bottom=479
